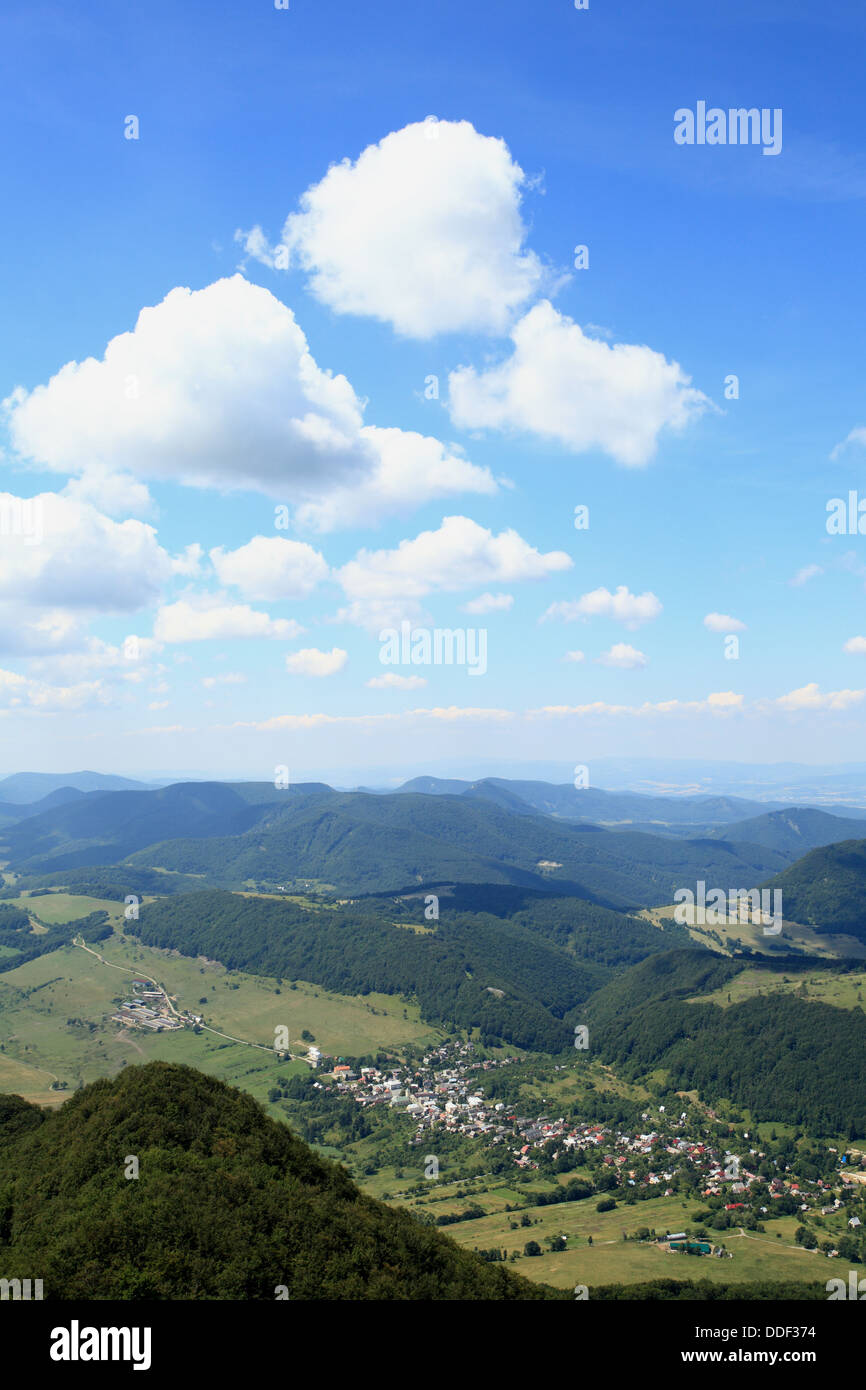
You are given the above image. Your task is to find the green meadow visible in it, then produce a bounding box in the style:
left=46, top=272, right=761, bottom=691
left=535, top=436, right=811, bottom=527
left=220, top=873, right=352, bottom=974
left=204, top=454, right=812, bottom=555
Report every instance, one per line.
left=0, top=930, right=440, bottom=1106
left=443, top=1191, right=831, bottom=1291
left=694, top=967, right=866, bottom=1013
left=9, top=892, right=127, bottom=925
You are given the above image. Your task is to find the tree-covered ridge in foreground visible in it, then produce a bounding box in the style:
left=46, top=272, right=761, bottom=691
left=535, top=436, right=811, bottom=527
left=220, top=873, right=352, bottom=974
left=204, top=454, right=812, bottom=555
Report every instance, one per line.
left=0, top=1062, right=561, bottom=1300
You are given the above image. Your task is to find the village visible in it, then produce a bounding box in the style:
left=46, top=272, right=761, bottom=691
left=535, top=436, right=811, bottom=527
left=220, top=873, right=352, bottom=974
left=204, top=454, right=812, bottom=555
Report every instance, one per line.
left=311, top=1041, right=865, bottom=1254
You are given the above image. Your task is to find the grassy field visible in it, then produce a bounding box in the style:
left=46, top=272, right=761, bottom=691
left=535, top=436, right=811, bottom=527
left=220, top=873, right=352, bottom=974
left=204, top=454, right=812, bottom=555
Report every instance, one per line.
left=8, top=892, right=127, bottom=925
left=641, top=905, right=866, bottom=960
left=0, top=1052, right=61, bottom=1107
left=693, top=967, right=866, bottom=1013
left=353, top=1158, right=841, bottom=1293
left=442, top=1191, right=830, bottom=1291
left=0, top=931, right=441, bottom=1106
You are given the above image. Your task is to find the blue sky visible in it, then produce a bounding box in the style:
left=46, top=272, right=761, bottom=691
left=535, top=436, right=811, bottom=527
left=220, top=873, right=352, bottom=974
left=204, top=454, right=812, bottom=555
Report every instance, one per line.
left=1, top=0, right=866, bottom=781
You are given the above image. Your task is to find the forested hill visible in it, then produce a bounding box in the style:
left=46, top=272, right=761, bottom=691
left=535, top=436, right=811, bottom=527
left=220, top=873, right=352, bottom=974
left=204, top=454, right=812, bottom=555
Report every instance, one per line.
left=764, top=839, right=866, bottom=942
left=125, top=792, right=787, bottom=904
left=586, top=950, right=866, bottom=1135
left=0, top=1063, right=561, bottom=1299
left=132, top=888, right=685, bottom=1052
left=711, top=807, right=866, bottom=857
left=2, top=779, right=790, bottom=905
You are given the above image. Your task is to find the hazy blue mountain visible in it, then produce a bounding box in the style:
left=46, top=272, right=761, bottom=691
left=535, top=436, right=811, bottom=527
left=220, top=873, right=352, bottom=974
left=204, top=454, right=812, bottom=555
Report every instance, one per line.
left=0, top=770, right=149, bottom=803
left=711, top=807, right=866, bottom=856
left=397, top=774, right=783, bottom=832
left=0, top=781, right=273, bottom=871
left=0, top=786, right=88, bottom=829
left=119, top=788, right=789, bottom=905
left=2, top=779, right=791, bottom=904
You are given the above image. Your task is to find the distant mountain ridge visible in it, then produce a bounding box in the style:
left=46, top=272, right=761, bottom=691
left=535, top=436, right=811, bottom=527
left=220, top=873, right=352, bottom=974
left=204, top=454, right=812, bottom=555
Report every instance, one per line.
left=5, top=775, right=866, bottom=913
left=711, top=807, right=866, bottom=856
left=0, top=781, right=318, bottom=873
left=1, top=779, right=789, bottom=906
left=0, top=770, right=149, bottom=803
left=0, top=786, right=89, bottom=829
left=396, top=775, right=790, bottom=834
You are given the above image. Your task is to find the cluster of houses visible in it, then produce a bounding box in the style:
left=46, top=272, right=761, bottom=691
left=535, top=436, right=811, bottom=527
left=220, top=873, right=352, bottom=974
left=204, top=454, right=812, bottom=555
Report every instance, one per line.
left=314, top=1044, right=863, bottom=1219
left=318, top=1043, right=525, bottom=1142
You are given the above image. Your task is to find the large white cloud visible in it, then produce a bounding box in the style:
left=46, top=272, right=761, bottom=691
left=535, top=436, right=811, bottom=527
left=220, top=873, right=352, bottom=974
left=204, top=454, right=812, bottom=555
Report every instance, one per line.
left=4, top=277, right=497, bottom=529
left=0, top=665, right=112, bottom=714
left=294, top=426, right=497, bottom=532
left=0, top=491, right=172, bottom=614
left=0, top=606, right=87, bottom=658
left=339, top=515, right=571, bottom=605
left=24, top=635, right=163, bottom=685
left=448, top=301, right=709, bottom=466
left=3, top=277, right=364, bottom=494
left=61, top=467, right=154, bottom=519
left=243, top=118, right=545, bottom=338
left=210, top=536, right=329, bottom=600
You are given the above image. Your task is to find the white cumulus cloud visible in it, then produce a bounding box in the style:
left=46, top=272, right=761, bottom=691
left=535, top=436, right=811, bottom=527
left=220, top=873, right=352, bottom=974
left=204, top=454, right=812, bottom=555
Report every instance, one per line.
left=0, top=492, right=172, bottom=613
left=3, top=277, right=497, bottom=531
left=210, top=536, right=329, bottom=600
left=774, top=682, right=865, bottom=712
left=596, top=643, right=648, bottom=669
left=154, top=596, right=305, bottom=643
left=294, top=426, right=496, bottom=532
left=540, top=586, right=662, bottom=629
left=448, top=300, right=708, bottom=466
left=339, top=515, right=571, bottom=604
left=285, top=646, right=348, bottom=677
left=243, top=118, right=544, bottom=338
left=703, top=612, right=746, bottom=633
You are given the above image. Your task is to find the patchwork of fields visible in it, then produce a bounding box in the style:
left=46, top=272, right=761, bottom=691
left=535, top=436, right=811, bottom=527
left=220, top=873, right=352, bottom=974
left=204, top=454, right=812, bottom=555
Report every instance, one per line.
left=358, top=1175, right=834, bottom=1292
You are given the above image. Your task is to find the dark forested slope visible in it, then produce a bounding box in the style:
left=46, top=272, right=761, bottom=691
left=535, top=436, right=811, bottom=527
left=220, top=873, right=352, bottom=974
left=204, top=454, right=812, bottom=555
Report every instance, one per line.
left=586, top=950, right=866, bottom=1134
left=764, top=839, right=866, bottom=942
left=130, top=887, right=689, bottom=1052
